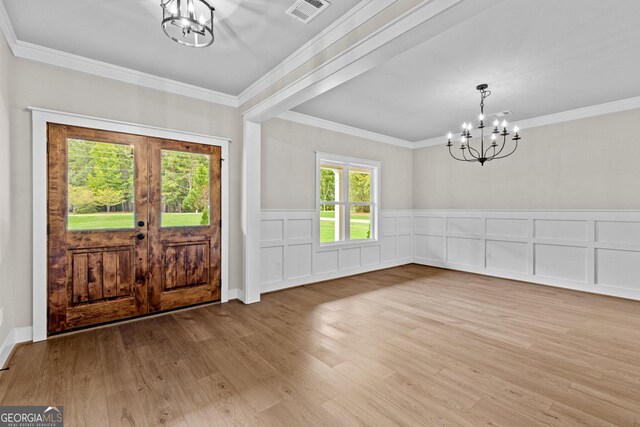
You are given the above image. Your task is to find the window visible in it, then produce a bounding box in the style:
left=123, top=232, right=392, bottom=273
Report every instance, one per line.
left=67, top=139, right=135, bottom=231
left=317, top=153, right=379, bottom=245
left=161, top=150, right=211, bottom=227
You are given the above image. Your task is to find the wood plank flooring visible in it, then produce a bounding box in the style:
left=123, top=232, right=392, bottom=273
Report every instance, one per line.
left=1, top=264, right=640, bottom=426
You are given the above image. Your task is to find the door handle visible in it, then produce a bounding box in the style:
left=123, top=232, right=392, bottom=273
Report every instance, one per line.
left=138, top=220, right=145, bottom=227
left=136, top=233, right=145, bottom=240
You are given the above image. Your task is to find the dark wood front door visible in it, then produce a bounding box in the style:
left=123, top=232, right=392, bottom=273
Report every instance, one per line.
left=147, top=137, right=221, bottom=313
left=47, top=124, right=221, bottom=334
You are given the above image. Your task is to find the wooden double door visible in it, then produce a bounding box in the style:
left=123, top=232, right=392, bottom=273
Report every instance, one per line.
left=47, top=124, right=221, bottom=334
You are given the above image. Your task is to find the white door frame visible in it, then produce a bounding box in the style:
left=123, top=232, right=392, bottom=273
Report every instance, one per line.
left=30, top=107, right=231, bottom=342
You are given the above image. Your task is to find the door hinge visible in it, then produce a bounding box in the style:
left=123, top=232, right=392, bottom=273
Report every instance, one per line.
left=47, top=223, right=50, bottom=235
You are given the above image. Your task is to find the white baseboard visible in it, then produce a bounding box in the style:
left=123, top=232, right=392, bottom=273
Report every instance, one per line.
left=0, top=326, right=33, bottom=368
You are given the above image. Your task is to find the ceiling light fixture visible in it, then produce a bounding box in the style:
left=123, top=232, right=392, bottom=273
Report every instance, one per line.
left=446, top=84, right=522, bottom=166
left=161, top=0, right=215, bottom=47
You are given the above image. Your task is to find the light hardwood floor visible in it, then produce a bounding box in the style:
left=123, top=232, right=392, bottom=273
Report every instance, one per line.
left=1, top=265, right=640, bottom=426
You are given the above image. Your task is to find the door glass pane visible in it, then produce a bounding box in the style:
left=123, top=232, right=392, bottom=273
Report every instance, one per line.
left=161, top=150, right=210, bottom=227
left=350, top=205, right=371, bottom=240
left=320, top=204, right=345, bottom=243
left=349, top=167, right=371, bottom=203
left=67, top=139, right=134, bottom=230
left=320, top=164, right=345, bottom=202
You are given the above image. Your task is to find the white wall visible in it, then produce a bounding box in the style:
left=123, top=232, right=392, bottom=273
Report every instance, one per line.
left=0, top=35, right=13, bottom=359
left=262, top=117, right=413, bottom=210
left=8, top=57, right=245, bottom=332
left=413, top=108, right=640, bottom=210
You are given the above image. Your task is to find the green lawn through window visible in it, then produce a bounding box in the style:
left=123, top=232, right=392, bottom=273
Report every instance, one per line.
left=69, top=212, right=372, bottom=239
left=320, top=211, right=371, bottom=242
left=68, top=212, right=205, bottom=230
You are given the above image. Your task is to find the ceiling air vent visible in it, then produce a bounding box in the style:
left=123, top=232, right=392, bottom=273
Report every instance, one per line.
left=492, top=110, right=513, bottom=118
left=285, top=0, right=330, bottom=24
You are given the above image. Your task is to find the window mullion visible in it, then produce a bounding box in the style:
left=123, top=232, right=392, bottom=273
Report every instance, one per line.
left=345, top=164, right=350, bottom=241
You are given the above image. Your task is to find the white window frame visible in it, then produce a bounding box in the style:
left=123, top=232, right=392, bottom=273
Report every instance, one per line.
left=316, top=152, right=380, bottom=248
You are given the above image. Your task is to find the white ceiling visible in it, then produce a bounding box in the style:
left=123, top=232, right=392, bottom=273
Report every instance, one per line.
left=294, top=0, right=640, bottom=141
left=3, top=0, right=360, bottom=95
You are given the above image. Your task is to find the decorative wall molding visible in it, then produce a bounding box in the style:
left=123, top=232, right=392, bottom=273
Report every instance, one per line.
left=0, top=327, right=32, bottom=369
left=260, top=208, right=640, bottom=302
left=278, top=111, right=413, bottom=148
left=259, top=209, right=413, bottom=293
left=413, top=209, right=640, bottom=301
left=282, top=95, right=640, bottom=150
left=0, top=0, right=17, bottom=53
left=16, top=41, right=238, bottom=107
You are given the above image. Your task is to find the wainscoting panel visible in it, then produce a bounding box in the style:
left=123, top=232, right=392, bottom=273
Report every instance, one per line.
left=595, top=221, right=640, bottom=246
left=286, top=243, right=312, bottom=280
left=486, top=240, right=528, bottom=274
left=534, top=219, right=588, bottom=242
left=414, top=235, right=444, bottom=261
left=485, top=218, right=528, bottom=238
left=381, top=236, right=396, bottom=262
left=414, top=210, right=640, bottom=301
left=261, top=219, right=284, bottom=242
left=261, top=209, right=640, bottom=300
left=447, top=237, right=482, bottom=267
left=534, top=244, right=587, bottom=283
left=316, top=250, right=338, bottom=275
left=595, top=248, right=640, bottom=291
left=260, top=246, right=283, bottom=285
left=447, top=217, right=483, bottom=236
left=260, top=210, right=413, bottom=293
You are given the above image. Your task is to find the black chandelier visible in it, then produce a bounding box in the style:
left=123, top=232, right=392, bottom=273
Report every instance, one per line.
left=447, top=84, right=521, bottom=166
left=161, top=0, right=215, bottom=48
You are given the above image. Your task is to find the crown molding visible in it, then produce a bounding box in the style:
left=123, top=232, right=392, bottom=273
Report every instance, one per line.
left=0, top=1, right=237, bottom=107
left=278, top=110, right=413, bottom=148
left=13, top=41, right=239, bottom=107
left=412, top=95, right=640, bottom=149
left=236, top=0, right=395, bottom=107
left=0, top=0, right=396, bottom=110
left=0, top=0, right=17, bottom=53
left=411, top=135, right=442, bottom=149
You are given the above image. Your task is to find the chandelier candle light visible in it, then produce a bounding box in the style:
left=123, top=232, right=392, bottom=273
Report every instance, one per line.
left=446, top=84, right=522, bottom=165
left=161, top=0, right=215, bottom=47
